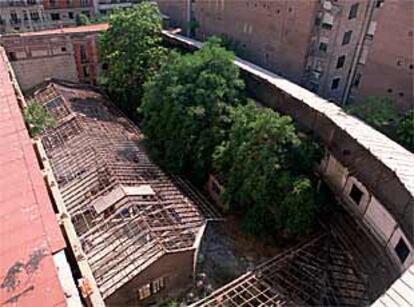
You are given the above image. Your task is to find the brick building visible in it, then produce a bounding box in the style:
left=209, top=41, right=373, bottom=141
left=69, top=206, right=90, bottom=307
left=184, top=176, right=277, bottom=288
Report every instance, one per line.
left=0, top=23, right=107, bottom=90
left=155, top=0, right=414, bottom=111
left=42, top=0, right=95, bottom=27
left=0, top=0, right=48, bottom=33
left=0, top=0, right=140, bottom=34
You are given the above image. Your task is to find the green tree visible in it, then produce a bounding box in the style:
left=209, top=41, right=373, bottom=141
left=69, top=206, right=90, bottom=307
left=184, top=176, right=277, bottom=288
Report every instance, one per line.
left=100, top=3, right=167, bottom=113
left=396, top=110, right=414, bottom=152
left=213, top=103, right=319, bottom=236
left=345, top=96, right=399, bottom=131
left=23, top=102, right=57, bottom=136
left=141, top=38, right=245, bottom=183
left=75, top=13, right=90, bottom=26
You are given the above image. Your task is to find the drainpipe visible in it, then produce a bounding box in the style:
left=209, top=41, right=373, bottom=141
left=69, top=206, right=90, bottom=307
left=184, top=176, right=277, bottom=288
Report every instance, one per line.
left=186, top=0, right=191, bottom=37
left=341, top=0, right=376, bottom=105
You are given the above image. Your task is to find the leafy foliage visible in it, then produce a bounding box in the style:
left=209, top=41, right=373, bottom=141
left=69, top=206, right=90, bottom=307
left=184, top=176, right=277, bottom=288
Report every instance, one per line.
left=23, top=102, right=56, bottom=136
left=140, top=38, right=245, bottom=183
left=75, top=13, right=90, bottom=26
left=213, top=103, right=319, bottom=236
left=345, top=96, right=399, bottom=131
left=100, top=3, right=167, bottom=114
left=396, top=110, right=414, bottom=151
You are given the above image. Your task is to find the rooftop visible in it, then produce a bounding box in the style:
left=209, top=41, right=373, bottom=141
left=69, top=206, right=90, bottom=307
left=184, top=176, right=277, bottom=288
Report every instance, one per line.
left=0, top=48, right=66, bottom=306
left=0, top=23, right=109, bottom=38
left=30, top=80, right=221, bottom=299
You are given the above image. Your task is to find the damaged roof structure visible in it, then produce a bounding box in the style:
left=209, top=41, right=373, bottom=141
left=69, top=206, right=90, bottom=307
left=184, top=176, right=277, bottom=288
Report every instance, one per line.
left=0, top=47, right=81, bottom=306
left=29, top=80, right=221, bottom=306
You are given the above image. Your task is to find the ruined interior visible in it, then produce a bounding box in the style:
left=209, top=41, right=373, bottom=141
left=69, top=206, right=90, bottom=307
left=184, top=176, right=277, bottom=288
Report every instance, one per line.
left=31, top=80, right=221, bottom=301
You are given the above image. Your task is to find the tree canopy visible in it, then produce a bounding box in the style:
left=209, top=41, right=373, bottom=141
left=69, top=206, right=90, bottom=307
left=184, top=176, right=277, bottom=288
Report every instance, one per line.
left=23, top=102, right=56, bottom=136
left=345, top=96, right=399, bottom=131
left=396, top=110, right=414, bottom=152
left=100, top=3, right=167, bottom=114
left=140, top=38, right=245, bottom=183
left=213, top=103, right=319, bottom=237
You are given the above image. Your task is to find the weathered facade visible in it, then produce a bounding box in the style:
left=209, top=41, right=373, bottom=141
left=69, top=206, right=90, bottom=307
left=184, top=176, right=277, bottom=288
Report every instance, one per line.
left=0, top=23, right=106, bottom=90
left=155, top=0, right=414, bottom=111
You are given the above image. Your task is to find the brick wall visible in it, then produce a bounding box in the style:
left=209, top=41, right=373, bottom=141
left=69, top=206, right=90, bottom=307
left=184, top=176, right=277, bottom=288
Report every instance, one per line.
left=105, top=250, right=195, bottom=307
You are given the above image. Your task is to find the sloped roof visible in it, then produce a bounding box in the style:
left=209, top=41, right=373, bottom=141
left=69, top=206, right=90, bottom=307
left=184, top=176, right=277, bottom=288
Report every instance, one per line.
left=31, top=80, right=220, bottom=298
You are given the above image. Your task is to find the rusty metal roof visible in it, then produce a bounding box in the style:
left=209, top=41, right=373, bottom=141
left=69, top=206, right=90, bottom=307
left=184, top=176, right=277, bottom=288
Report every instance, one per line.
left=0, top=48, right=66, bottom=306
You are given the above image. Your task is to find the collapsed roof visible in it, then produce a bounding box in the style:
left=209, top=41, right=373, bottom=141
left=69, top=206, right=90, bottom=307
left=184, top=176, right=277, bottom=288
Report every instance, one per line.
left=31, top=80, right=221, bottom=299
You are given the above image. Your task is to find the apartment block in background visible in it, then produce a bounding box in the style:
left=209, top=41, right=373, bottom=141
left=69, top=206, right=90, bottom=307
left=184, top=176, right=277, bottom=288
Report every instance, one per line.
left=95, top=0, right=141, bottom=16
left=43, top=0, right=95, bottom=27
left=156, top=0, right=414, bottom=111
left=0, top=0, right=48, bottom=33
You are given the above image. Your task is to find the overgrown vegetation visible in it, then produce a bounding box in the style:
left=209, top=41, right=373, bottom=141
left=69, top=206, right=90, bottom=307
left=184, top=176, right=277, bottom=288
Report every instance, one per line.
left=396, top=110, right=414, bottom=151
left=213, top=103, right=320, bottom=236
left=140, top=38, right=245, bottom=184
left=75, top=13, right=91, bottom=26
left=100, top=3, right=167, bottom=114
left=99, top=8, right=325, bottom=237
left=346, top=96, right=413, bottom=152
left=23, top=102, right=56, bottom=136
left=141, top=37, right=322, bottom=237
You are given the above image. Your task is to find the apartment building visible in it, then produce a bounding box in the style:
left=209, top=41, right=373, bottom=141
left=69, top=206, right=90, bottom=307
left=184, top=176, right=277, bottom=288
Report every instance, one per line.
left=95, top=0, right=141, bottom=16
left=156, top=0, right=413, bottom=111
left=0, top=0, right=140, bottom=33
left=43, top=0, right=95, bottom=26
left=0, top=0, right=48, bottom=33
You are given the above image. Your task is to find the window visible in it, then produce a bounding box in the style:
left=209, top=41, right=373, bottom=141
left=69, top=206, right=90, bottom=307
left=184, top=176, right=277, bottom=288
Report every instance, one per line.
left=321, top=13, right=333, bottom=30
left=319, top=42, right=328, bottom=52
left=367, top=21, right=377, bottom=38
left=331, top=78, right=340, bottom=90
left=61, top=47, right=66, bottom=52
left=49, top=0, right=57, bottom=8
left=137, top=284, right=151, bottom=300
left=376, top=0, right=385, bottom=8
left=80, top=45, right=87, bottom=63
left=342, top=30, right=352, bottom=45
left=212, top=181, right=221, bottom=195
left=8, top=52, right=17, bottom=61
left=349, top=3, right=359, bottom=19
left=102, top=63, right=109, bottom=70
left=30, top=12, right=40, bottom=21
left=151, top=277, right=166, bottom=294
left=349, top=184, right=363, bottom=205
left=83, top=66, right=90, bottom=78
left=80, top=0, right=89, bottom=8
left=68, top=12, right=74, bottom=19
left=395, top=238, right=409, bottom=263
left=353, top=73, right=361, bottom=87
left=137, top=277, right=167, bottom=300
left=28, top=0, right=37, bottom=4
left=50, top=13, right=60, bottom=20
left=336, top=55, right=346, bottom=69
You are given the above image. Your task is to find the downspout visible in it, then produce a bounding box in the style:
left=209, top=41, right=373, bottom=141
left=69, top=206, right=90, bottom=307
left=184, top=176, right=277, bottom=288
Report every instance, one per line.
left=341, top=0, right=376, bottom=105
left=186, top=0, right=191, bottom=37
